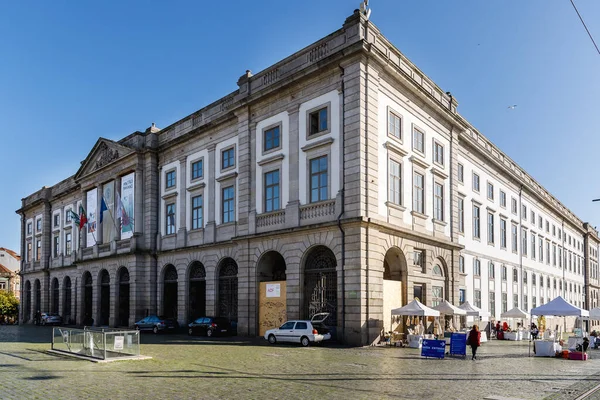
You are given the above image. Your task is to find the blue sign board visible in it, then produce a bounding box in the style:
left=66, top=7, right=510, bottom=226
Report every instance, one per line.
left=450, top=333, right=467, bottom=357
left=421, top=339, right=446, bottom=359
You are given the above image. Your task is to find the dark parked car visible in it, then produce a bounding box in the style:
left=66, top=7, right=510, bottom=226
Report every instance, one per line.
left=188, top=317, right=234, bottom=337
left=134, top=315, right=179, bottom=334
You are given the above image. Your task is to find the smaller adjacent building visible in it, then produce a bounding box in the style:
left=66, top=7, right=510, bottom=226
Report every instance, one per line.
left=0, top=247, right=21, bottom=298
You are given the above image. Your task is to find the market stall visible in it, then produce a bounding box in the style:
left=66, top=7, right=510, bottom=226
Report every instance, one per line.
left=432, top=300, right=466, bottom=339
left=500, top=307, right=529, bottom=341
left=529, top=296, right=589, bottom=360
left=458, top=301, right=491, bottom=342
left=589, top=308, right=600, bottom=348
left=391, top=299, right=440, bottom=348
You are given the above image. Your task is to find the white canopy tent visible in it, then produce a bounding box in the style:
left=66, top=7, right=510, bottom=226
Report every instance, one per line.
left=391, top=299, right=440, bottom=317
left=458, top=301, right=491, bottom=317
left=432, top=300, right=467, bottom=316
left=529, top=296, right=589, bottom=359
left=501, top=307, right=529, bottom=319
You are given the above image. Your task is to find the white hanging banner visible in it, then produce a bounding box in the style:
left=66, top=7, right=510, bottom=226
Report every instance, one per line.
left=102, top=181, right=115, bottom=243
left=120, top=172, right=135, bottom=239
left=86, top=189, right=98, bottom=246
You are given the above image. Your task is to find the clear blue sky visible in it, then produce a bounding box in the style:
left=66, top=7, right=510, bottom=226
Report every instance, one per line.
left=1, top=0, right=599, bottom=254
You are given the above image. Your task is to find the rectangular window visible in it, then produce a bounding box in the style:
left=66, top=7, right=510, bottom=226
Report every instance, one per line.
left=412, top=126, right=424, bottom=153
left=523, top=271, right=528, bottom=284
left=388, top=160, right=401, bottom=206
left=434, top=182, right=444, bottom=221
left=36, top=219, right=42, bottom=232
left=532, top=273, right=537, bottom=286
left=513, top=294, right=519, bottom=309
left=458, top=163, right=464, bottom=183
left=531, top=234, right=536, bottom=259
left=263, top=125, right=281, bottom=152
left=458, top=198, right=464, bottom=233
left=501, top=265, right=507, bottom=281
left=511, top=198, right=517, bottom=214
left=221, top=147, right=235, bottom=170
left=473, top=205, right=480, bottom=239
left=36, top=240, right=41, bottom=261
left=264, top=170, right=281, bottom=212
left=546, top=241, right=551, bottom=265
left=388, top=111, right=401, bottom=139
left=490, top=291, right=496, bottom=317
left=310, top=156, right=328, bottom=203
left=65, top=211, right=72, bottom=224
left=522, top=204, right=527, bottom=220
left=474, top=290, right=481, bottom=308
left=524, top=295, right=528, bottom=311
left=500, top=190, right=506, bottom=207
left=459, top=255, right=465, bottom=273
left=166, top=203, right=176, bottom=235
left=512, top=224, right=518, bottom=252
left=553, top=244, right=557, bottom=266
left=414, top=250, right=425, bottom=272
left=433, top=142, right=444, bottom=165
left=500, top=219, right=507, bottom=248
left=413, top=285, right=424, bottom=304
left=65, top=233, right=72, bottom=256
left=459, top=289, right=466, bottom=305
left=531, top=210, right=535, bottom=223
left=191, top=160, right=203, bottom=180
left=539, top=237, right=544, bottom=262
left=27, top=222, right=32, bottom=235
left=432, top=286, right=443, bottom=307
left=487, top=182, right=494, bottom=200
left=222, top=186, right=235, bottom=224
left=309, top=107, right=328, bottom=135
left=53, top=235, right=59, bottom=258
left=522, top=229, right=528, bottom=256
left=488, top=262, right=495, bottom=279
left=487, top=212, right=494, bottom=244
left=54, top=214, right=60, bottom=227
left=165, top=170, right=176, bottom=189
left=502, top=293, right=508, bottom=313
left=546, top=221, right=550, bottom=233
left=472, top=172, right=480, bottom=192
left=413, top=172, right=425, bottom=214
left=27, top=242, right=32, bottom=262
left=553, top=225, right=556, bottom=236
left=474, top=259, right=481, bottom=276
left=538, top=216, right=543, bottom=229
left=191, top=195, right=203, bottom=230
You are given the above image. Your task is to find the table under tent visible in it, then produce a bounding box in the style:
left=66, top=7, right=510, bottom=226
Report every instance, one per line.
left=390, top=299, right=440, bottom=348
left=499, top=307, right=529, bottom=341
left=432, top=300, right=466, bottom=337
left=529, top=296, right=589, bottom=359
left=458, top=301, right=491, bottom=342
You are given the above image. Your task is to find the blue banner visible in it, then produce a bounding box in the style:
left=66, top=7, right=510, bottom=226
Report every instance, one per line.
left=421, top=339, right=446, bottom=359
left=450, top=333, right=467, bottom=356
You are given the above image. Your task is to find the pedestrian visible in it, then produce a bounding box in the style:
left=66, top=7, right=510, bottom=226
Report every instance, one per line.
left=467, top=324, right=481, bottom=360
left=495, top=321, right=501, bottom=338
left=35, top=310, right=41, bottom=326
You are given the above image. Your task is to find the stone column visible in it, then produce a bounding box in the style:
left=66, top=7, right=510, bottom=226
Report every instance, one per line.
left=176, top=158, right=187, bottom=247
left=285, top=105, right=301, bottom=228
left=204, top=144, right=217, bottom=243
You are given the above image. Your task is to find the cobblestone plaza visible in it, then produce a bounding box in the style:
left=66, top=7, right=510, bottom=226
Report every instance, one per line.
left=2, top=325, right=600, bottom=400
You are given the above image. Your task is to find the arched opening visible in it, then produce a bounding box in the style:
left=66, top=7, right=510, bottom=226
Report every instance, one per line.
left=24, top=281, right=31, bottom=322
left=63, top=277, right=72, bottom=323
left=99, top=270, right=110, bottom=326
left=34, top=279, right=41, bottom=315
left=83, top=272, right=93, bottom=325
left=188, top=262, right=206, bottom=323
left=383, top=247, right=408, bottom=335
left=257, top=251, right=287, bottom=336
left=118, top=268, right=130, bottom=327
left=303, top=246, right=337, bottom=327
left=163, top=265, right=178, bottom=319
left=218, top=258, right=238, bottom=322
left=51, top=278, right=59, bottom=315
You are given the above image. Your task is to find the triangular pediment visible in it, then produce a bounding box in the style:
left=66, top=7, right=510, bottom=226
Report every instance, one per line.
left=75, top=138, right=135, bottom=180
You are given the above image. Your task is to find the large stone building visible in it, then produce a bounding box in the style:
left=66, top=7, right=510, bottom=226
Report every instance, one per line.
left=16, top=8, right=600, bottom=345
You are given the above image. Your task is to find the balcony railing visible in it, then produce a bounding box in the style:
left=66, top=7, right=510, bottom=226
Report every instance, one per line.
left=300, top=200, right=336, bottom=220
left=256, top=210, right=285, bottom=228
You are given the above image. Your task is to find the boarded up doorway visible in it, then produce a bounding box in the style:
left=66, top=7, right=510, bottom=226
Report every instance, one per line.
left=259, top=281, right=287, bottom=337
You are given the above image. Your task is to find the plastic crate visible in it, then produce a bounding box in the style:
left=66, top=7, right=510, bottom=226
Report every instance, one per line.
left=568, top=351, right=588, bottom=361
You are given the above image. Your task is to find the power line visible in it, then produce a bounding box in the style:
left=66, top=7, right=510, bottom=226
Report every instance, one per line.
left=569, top=0, right=600, bottom=56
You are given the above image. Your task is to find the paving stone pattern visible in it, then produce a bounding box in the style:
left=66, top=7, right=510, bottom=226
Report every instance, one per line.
left=2, top=326, right=600, bottom=400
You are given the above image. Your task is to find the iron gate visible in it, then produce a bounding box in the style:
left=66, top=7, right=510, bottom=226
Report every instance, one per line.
left=218, top=259, right=238, bottom=321
left=303, top=246, right=337, bottom=326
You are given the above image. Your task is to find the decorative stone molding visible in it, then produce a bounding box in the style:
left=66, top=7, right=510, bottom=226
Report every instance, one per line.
left=95, top=142, right=119, bottom=170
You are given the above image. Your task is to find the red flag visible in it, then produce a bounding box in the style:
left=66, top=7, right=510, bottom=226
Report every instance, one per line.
left=79, top=204, right=88, bottom=230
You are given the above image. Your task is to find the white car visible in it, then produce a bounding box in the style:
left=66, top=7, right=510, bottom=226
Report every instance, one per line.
left=264, top=313, right=331, bottom=347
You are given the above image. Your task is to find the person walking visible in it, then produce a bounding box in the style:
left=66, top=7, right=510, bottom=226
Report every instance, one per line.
left=468, top=324, right=481, bottom=360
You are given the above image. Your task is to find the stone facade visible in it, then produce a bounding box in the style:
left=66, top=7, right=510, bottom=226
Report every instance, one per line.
left=16, top=9, right=599, bottom=345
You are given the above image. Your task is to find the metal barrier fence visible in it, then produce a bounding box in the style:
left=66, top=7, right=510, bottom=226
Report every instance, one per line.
left=52, top=327, right=141, bottom=360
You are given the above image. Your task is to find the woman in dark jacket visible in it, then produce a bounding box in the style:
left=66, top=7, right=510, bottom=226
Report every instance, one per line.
left=468, top=324, right=481, bottom=360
